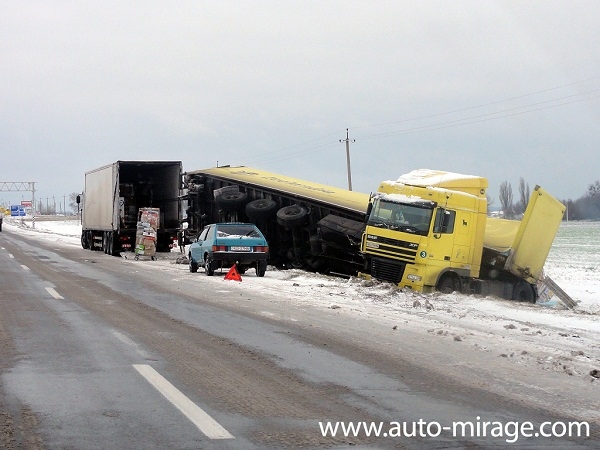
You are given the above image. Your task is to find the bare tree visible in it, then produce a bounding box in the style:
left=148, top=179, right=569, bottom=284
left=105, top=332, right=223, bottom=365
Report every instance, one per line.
left=486, top=194, right=495, bottom=215
left=588, top=180, right=600, bottom=198
left=69, top=192, right=80, bottom=214
left=499, top=181, right=514, bottom=219
left=515, top=177, right=530, bottom=216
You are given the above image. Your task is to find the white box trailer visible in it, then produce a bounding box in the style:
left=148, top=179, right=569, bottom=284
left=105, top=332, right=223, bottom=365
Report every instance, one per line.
left=80, top=161, right=182, bottom=255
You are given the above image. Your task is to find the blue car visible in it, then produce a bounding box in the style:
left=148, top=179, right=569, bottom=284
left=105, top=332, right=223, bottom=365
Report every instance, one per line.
left=188, top=223, right=269, bottom=276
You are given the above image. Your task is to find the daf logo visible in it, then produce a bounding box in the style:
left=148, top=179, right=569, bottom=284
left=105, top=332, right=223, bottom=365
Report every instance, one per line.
left=408, top=242, right=418, bottom=249
left=367, top=235, right=378, bottom=240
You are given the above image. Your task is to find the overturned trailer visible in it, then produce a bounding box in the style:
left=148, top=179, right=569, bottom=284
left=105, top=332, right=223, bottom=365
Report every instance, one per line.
left=182, top=166, right=370, bottom=274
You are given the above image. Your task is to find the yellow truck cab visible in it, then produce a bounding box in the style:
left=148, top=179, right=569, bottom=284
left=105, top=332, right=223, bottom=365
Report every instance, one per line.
left=362, top=169, right=564, bottom=301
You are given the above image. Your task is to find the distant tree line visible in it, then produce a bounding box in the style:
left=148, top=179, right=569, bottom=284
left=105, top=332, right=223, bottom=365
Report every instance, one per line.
left=496, top=178, right=600, bottom=220
left=562, top=180, right=600, bottom=220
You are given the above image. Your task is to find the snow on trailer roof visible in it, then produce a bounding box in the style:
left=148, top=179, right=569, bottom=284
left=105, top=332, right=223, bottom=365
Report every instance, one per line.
left=396, top=169, right=488, bottom=196
left=189, top=166, right=371, bottom=214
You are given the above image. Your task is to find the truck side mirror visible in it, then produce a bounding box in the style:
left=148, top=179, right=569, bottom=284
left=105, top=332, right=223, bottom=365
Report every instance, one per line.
left=433, top=208, right=444, bottom=236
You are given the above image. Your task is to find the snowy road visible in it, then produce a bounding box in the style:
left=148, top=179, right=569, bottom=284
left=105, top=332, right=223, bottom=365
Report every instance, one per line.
left=0, top=219, right=599, bottom=448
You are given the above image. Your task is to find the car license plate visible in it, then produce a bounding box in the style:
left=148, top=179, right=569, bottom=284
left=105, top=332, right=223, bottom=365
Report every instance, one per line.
left=231, top=246, right=251, bottom=252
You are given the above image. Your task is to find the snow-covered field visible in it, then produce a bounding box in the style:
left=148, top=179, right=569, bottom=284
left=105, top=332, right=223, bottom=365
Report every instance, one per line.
left=3, top=217, right=600, bottom=405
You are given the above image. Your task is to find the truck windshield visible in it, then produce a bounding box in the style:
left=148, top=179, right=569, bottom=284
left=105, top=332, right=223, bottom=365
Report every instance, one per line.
left=367, top=199, right=434, bottom=236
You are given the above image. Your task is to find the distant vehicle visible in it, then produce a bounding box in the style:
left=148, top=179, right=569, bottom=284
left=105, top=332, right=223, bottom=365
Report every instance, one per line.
left=188, top=223, right=269, bottom=277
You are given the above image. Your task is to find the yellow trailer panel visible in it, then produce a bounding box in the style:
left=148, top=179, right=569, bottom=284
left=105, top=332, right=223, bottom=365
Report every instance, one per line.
left=505, top=186, right=565, bottom=283
left=191, top=166, right=371, bottom=214
left=484, top=218, right=520, bottom=253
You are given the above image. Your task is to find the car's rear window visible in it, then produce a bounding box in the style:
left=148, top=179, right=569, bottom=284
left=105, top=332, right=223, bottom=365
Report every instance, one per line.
left=216, top=225, right=260, bottom=238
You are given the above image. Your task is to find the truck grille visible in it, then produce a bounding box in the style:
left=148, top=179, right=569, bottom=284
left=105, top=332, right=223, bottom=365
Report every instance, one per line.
left=371, top=258, right=406, bottom=284
left=364, top=236, right=418, bottom=263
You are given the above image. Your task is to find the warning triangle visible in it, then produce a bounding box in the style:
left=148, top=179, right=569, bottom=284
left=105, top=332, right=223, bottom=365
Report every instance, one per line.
left=224, top=264, right=242, bottom=281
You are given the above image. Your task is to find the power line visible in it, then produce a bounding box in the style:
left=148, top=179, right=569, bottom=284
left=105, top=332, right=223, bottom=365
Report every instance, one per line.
left=358, top=89, right=600, bottom=141
left=351, top=75, right=600, bottom=132
left=242, top=76, right=600, bottom=166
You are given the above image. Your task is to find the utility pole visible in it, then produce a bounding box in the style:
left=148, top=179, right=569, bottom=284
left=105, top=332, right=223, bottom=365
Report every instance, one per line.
left=339, top=128, right=355, bottom=191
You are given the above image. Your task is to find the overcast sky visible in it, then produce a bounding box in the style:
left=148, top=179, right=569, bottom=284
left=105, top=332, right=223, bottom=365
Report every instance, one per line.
left=2, top=1, right=599, bottom=211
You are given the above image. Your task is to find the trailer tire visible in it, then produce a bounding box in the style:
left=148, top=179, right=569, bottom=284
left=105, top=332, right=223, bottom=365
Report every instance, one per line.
left=216, top=191, right=247, bottom=212
left=512, top=281, right=536, bottom=303
left=276, top=205, right=308, bottom=228
left=246, top=199, right=277, bottom=220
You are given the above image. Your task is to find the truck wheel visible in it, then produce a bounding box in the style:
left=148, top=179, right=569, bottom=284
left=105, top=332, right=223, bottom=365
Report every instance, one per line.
left=276, top=205, right=308, bottom=228
left=512, top=281, right=536, bottom=303
left=189, top=256, right=198, bottom=273
left=106, top=232, right=117, bottom=256
left=246, top=199, right=277, bottom=220
left=205, top=256, right=215, bottom=276
left=81, top=232, right=90, bottom=249
left=216, top=191, right=247, bottom=212
left=436, top=274, right=459, bottom=293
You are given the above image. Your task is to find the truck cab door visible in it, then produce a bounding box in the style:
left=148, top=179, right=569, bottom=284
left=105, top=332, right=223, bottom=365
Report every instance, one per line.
left=452, top=211, right=473, bottom=264
left=432, top=208, right=457, bottom=263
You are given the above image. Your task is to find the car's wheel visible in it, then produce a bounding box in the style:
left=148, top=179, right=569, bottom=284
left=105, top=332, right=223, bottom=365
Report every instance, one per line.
left=189, top=255, right=198, bottom=273
left=246, top=198, right=277, bottom=220
left=276, top=205, right=309, bottom=228
left=205, top=256, right=215, bottom=276
left=256, top=260, right=267, bottom=277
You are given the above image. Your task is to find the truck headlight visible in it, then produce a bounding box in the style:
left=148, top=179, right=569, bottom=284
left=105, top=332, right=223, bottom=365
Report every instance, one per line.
left=407, top=274, right=422, bottom=281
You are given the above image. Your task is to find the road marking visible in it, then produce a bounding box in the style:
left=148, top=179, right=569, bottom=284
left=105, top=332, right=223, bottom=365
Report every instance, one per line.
left=133, top=364, right=234, bottom=440
left=45, top=287, right=64, bottom=300
left=111, top=330, right=151, bottom=359
left=20, top=264, right=29, bottom=271
left=9, top=254, right=14, bottom=259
